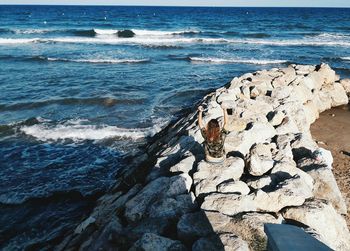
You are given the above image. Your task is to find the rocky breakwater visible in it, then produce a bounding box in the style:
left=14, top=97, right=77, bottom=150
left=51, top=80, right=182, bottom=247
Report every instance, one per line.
left=57, top=64, right=350, bottom=251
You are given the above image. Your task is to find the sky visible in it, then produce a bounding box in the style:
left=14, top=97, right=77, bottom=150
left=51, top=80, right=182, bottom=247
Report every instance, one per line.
left=0, top=0, right=349, bottom=7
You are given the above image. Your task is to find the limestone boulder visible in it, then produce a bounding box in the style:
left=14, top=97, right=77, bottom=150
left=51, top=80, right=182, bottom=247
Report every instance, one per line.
left=201, top=175, right=313, bottom=215
left=340, top=78, right=350, bottom=95
left=169, top=154, right=196, bottom=174
left=217, top=180, right=250, bottom=195
left=193, top=158, right=244, bottom=196
left=247, top=143, right=275, bottom=176
left=225, top=122, right=276, bottom=156
left=298, top=157, right=347, bottom=215
left=322, top=82, right=348, bottom=107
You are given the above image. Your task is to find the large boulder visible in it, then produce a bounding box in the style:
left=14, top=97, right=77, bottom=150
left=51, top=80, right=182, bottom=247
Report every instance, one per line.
left=125, top=177, right=170, bottom=222
left=283, top=199, right=350, bottom=251
left=247, top=143, right=275, bottom=176
left=193, top=158, right=244, bottom=196
left=201, top=175, right=313, bottom=215
left=298, top=157, right=347, bottom=215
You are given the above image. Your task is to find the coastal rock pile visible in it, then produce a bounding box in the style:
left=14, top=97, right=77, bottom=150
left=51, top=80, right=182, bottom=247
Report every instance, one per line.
left=57, top=64, right=350, bottom=251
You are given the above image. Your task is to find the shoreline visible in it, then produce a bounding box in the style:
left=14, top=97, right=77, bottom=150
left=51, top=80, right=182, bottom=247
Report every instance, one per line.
left=57, top=64, right=350, bottom=251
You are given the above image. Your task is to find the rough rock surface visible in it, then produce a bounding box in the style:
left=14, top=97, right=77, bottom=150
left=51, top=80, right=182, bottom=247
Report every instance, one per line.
left=56, top=64, right=349, bottom=251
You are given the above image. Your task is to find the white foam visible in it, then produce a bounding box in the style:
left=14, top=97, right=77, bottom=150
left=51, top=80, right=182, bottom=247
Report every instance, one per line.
left=14, top=29, right=50, bottom=34
left=190, top=57, right=287, bottom=65
left=46, top=57, right=149, bottom=64
left=2, top=35, right=350, bottom=48
left=313, top=32, right=350, bottom=39
left=21, top=119, right=165, bottom=141
left=342, top=57, right=350, bottom=61
left=0, top=38, right=39, bottom=44
left=43, top=36, right=227, bottom=45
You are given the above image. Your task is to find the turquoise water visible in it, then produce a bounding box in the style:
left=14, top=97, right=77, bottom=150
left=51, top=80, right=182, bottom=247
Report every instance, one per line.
left=0, top=5, right=350, bottom=249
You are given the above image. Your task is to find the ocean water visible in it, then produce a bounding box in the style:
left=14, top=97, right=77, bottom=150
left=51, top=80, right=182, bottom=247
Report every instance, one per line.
left=1, top=5, right=350, bottom=249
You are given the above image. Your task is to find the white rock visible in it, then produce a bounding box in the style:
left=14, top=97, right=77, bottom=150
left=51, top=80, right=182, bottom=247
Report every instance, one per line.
left=193, top=158, right=244, bottom=196
left=217, top=180, right=250, bottom=195
left=246, top=176, right=273, bottom=190
left=201, top=175, right=313, bottom=215
left=248, top=143, right=275, bottom=176
left=169, top=154, right=196, bottom=174
left=298, top=157, right=347, bottom=215
left=340, top=78, right=350, bottom=95
left=271, top=161, right=314, bottom=191
left=268, top=110, right=285, bottom=126
left=283, top=199, right=350, bottom=251
left=225, top=122, right=276, bottom=156
left=322, top=82, right=348, bottom=107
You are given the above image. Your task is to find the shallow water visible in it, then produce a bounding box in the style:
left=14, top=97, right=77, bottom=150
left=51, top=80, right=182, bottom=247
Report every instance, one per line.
left=1, top=5, right=350, bottom=249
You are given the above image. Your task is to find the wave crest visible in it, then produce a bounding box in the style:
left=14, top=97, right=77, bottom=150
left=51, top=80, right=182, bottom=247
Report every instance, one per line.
left=189, top=57, right=287, bottom=65
left=20, top=119, right=165, bottom=141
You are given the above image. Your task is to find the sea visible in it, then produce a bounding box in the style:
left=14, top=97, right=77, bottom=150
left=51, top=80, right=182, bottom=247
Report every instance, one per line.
left=0, top=5, right=350, bottom=249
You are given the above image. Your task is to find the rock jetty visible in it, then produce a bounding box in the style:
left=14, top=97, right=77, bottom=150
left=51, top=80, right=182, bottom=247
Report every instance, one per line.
left=57, top=64, right=350, bottom=251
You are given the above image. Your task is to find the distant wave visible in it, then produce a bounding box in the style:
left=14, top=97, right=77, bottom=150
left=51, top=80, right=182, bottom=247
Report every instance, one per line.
left=0, top=27, right=201, bottom=36
left=46, top=57, right=150, bottom=64
left=341, top=57, right=350, bottom=61
left=20, top=118, right=165, bottom=141
left=311, top=32, right=350, bottom=39
left=2, top=33, right=350, bottom=47
left=0, top=55, right=150, bottom=64
left=189, top=57, right=287, bottom=65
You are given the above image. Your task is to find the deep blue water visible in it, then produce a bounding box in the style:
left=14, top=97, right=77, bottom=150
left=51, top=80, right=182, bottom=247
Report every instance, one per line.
left=1, top=5, right=350, bottom=249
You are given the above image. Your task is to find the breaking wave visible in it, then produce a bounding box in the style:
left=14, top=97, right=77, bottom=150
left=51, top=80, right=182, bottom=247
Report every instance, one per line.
left=20, top=118, right=165, bottom=142
left=0, top=55, right=150, bottom=64
left=189, top=57, right=287, bottom=65
left=1, top=36, right=350, bottom=47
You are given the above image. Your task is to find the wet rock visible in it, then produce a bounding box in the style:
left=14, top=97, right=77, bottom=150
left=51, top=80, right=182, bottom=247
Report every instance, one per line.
left=117, top=29, right=135, bottom=38
left=283, top=199, right=350, bottom=251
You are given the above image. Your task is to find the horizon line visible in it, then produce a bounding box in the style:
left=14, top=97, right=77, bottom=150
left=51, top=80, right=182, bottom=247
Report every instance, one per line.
left=0, top=4, right=350, bottom=8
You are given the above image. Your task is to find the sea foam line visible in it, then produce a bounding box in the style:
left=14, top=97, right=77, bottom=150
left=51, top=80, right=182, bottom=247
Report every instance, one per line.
left=20, top=119, right=165, bottom=141
left=46, top=57, right=150, bottom=64
left=1, top=37, right=350, bottom=47
left=189, top=57, right=287, bottom=65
